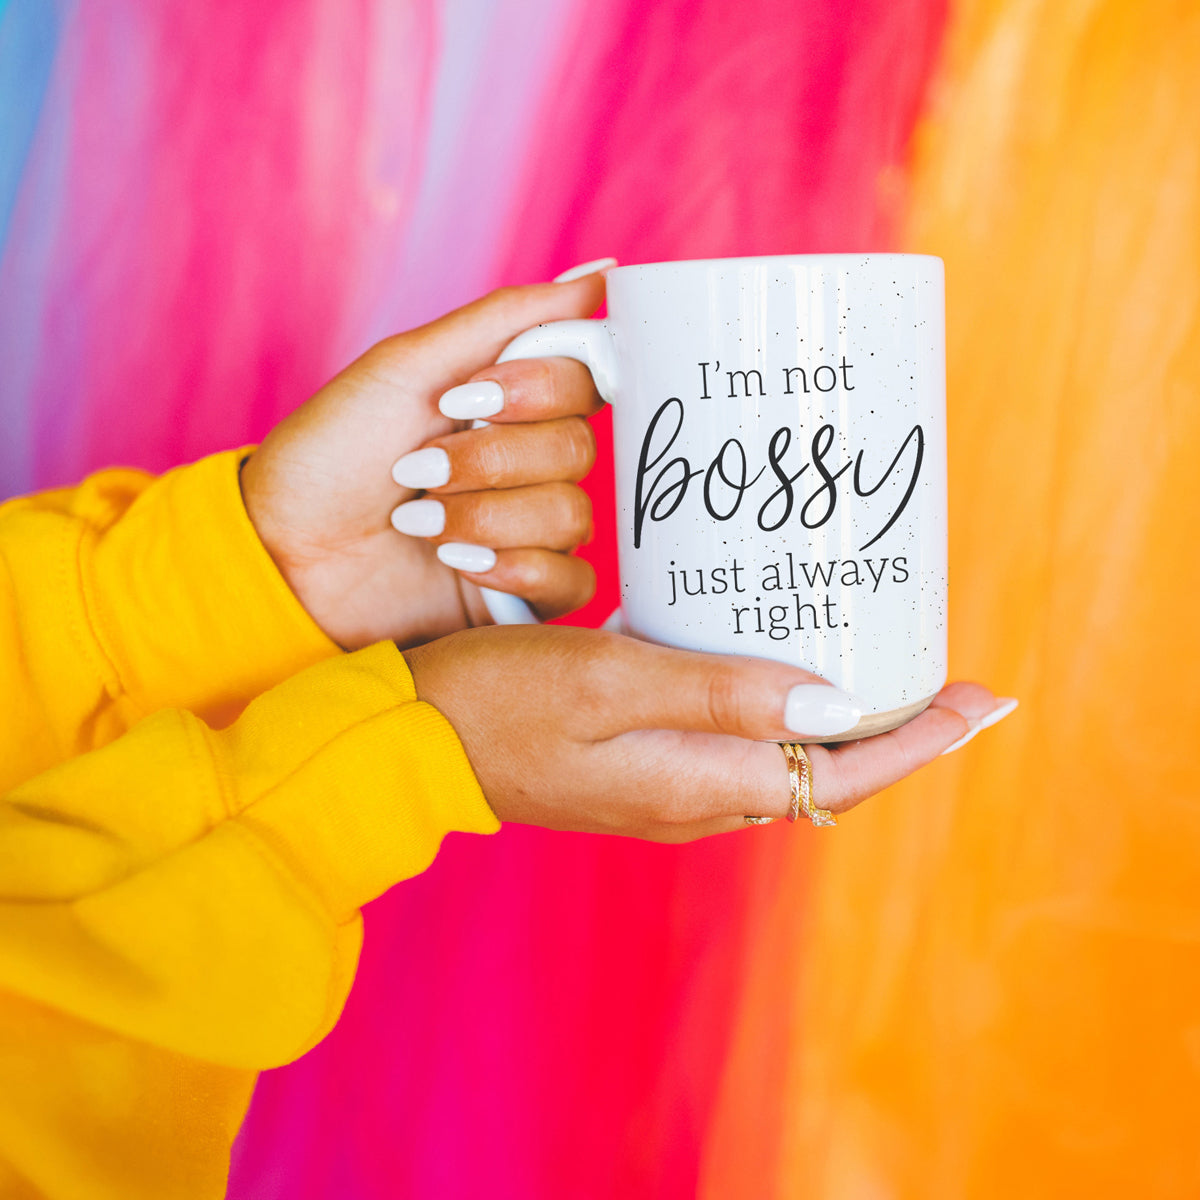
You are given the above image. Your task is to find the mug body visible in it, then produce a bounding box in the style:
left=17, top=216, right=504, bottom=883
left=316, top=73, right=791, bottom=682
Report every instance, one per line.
left=604, top=254, right=947, bottom=737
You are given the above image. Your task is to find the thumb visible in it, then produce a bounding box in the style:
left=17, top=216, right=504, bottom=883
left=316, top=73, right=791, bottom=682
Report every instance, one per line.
left=367, top=276, right=608, bottom=398
left=593, top=636, right=864, bottom=742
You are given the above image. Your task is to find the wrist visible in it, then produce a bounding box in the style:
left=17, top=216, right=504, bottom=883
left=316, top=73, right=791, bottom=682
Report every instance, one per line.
left=238, top=448, right=340, bottom=644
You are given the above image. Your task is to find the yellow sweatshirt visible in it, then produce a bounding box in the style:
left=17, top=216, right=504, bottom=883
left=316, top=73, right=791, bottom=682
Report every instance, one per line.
left=0, top=450, right=499, bottom=1199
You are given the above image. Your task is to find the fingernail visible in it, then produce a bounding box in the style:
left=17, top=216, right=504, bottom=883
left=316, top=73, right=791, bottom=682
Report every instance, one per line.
left=439, top=380, right=504, bottom=420
left=941, top=697, right=1019, bottom=756
left=390, top=498, right=445, bottom=537
left=391, top=447, right=450, bottom=489
left=437, top=542, right=497, bottom=573
left=784, top=685, right=862, bottom=737
left=553, top=257, right=618, bottom=282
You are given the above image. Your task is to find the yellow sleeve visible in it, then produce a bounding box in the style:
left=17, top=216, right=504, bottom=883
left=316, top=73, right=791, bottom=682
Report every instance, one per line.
left=0, top=640, right=498, bottom=1070
left=0, top=452, right=499, bottom=1197
left=0, top=449, right=339, bottom=786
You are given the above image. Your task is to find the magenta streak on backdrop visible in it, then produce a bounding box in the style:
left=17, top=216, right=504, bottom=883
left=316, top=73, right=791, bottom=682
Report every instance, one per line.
left=229, top=1, right=947, bottom=1198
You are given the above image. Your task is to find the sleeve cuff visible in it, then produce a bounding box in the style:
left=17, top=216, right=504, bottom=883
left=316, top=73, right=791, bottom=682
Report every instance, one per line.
left=85, top=449, right=341, bottom=720
left=221, top=641, right=500, bottom=918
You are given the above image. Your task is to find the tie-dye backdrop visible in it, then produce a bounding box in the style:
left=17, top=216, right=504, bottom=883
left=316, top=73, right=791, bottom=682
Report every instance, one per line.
left=2, top=1, right=1198, bottom=1196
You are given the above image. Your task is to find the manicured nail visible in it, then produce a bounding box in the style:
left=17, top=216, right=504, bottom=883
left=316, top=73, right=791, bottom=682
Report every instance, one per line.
left=941, top=697, right=1019, bottom=755
left=439, top=380, right=504, bottom=420
left=784, top=685, right=862, bottom=737
left=391, top=446, right=450, bottom=489
left=437, top=542, right=497, bottom=573
left=390, top=498, right=445, bottom=537
left=553, top=257, right=618, bottom=282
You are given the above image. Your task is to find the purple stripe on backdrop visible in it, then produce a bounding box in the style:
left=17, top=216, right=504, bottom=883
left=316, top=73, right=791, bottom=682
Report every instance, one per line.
left=231, top=2, right=946, bottom=1199
left=0, top=0, right=71, bottom=498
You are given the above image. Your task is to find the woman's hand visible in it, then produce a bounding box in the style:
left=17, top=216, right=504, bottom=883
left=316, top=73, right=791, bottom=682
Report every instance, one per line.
left=405, top=625, right=1010, bottom=841
left=240, top=276, right=607, bottom=650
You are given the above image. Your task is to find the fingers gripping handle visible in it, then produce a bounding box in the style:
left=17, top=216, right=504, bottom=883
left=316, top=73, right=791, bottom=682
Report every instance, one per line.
left=496, top=319, right=618, bottom=402
left=479, top=320, right=618, bottom=625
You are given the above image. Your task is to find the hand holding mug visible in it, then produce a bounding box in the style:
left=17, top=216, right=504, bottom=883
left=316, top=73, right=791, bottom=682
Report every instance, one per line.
left=406, top=625, right=1010, bottom=840
left=240, top=271, right=610, bottom=651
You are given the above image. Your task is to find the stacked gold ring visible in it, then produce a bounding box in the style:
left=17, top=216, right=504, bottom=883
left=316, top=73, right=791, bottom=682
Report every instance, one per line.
left=743, top=742, right=837, bottom=828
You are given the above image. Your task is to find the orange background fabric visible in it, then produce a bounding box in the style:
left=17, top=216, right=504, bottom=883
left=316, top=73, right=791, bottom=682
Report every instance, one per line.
left=705, top=2, right=1200, bottom=1194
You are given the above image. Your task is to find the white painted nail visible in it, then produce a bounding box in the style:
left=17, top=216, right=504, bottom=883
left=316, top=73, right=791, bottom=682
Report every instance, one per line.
left=437, top=542, right=497, bottom=573
left=940, top=726, right=979, bottom=756
left=784, top=685, right=862, bottom=737
left=439, top=380, right=504, bottom=420
left=941, top=697, right=1019, bottom=755
left=391, top=446, right=450, bottom=489
left=553, top=257, right=618, bottom=282
left=390, top=498, right=445, bottom=537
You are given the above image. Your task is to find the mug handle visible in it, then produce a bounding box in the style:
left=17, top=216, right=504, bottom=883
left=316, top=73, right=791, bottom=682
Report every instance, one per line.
left=476, top=319, right=619, bottom=625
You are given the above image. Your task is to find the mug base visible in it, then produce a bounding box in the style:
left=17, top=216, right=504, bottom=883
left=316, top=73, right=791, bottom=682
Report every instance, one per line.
left=816, top=694, right=938, bottom=745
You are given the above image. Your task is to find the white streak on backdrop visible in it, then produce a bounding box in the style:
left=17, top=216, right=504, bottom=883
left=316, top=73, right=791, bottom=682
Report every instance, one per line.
left=361, top=0, right=581, bottom=348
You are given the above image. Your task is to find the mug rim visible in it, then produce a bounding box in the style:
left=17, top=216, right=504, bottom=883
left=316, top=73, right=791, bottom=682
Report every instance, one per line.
left=607, top=252, right=942, bottom=277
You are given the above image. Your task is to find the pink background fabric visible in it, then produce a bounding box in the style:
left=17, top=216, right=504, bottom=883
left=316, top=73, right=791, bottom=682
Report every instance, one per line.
left=0, top=1, right=944, bottom=1194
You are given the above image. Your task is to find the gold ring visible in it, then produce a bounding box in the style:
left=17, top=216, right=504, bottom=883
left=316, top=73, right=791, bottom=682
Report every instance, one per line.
left=743, top=814, right=775, bottom=825
left=781, top=742, right=837, bottom=827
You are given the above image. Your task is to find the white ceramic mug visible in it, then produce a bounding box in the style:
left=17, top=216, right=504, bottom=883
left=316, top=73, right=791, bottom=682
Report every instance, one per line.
left=497, top=254, right=947, bottom=740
